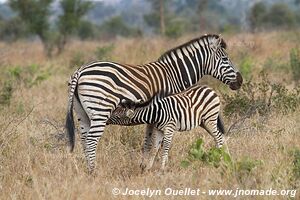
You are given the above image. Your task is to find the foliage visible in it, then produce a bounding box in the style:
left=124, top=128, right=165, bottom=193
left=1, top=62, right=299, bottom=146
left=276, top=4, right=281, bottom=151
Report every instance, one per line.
left=181, top=138, right=232, bottom=168
left=0, top=64, right=50, bottom=107
left=77, top=21, right=96, bottom=40
left=8, top=0, right=54, bottom=55
left=223, top=71, right=300, bottom=117
left=94, top=44, right=114, bottom=60
left=234, top=157, right=263, bottom=185
left=69, top=51, right=85, bottom=68
left=165, top=18, right=186, bottom=38
left=266, top=3, right=296, bottom=28
left=7, top=64, right=51, bottom=88
left=290, top=48, right=300, bottom=84
left=57, top=0, right=92, bottom=53
left=100, top=16, right=142, bottom=38
left=144, top=0, right=166, bottom=35
left=248, top=2, right=297, bottom=31
left=287, top=148, right=300, bottom=188
left=238, top=53, right=253, bottom=81
left=291, top=149, right=300, bottom=180
left=0, top=81, right=13, bottom=106
left=0, top=17, right=29, bottom=42
left=181, top=138, right=262, bottom=185
left=248, top=2, right=267, bottom=31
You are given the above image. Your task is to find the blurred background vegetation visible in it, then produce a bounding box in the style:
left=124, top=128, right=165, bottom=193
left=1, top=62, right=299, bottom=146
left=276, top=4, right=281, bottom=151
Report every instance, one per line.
left=1, top=0, right=300, bottom=56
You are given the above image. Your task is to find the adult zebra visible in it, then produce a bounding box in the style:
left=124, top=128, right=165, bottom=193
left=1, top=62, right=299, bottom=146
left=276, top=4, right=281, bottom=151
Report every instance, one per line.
left=66, top=34, right=243, bottom=172
left=108, top=84, right=224, bottom=171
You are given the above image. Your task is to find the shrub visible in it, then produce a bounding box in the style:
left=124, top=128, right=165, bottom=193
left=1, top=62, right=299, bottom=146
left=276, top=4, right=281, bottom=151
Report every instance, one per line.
left=223, top=71, right=300, bottom=118
left=290, top=48, right=300, bottom=84
left=24, top=64, right=51, bottom=87
left=77, top=20, right=96, bottom=40
left=239, top=55, right=253, bottom=82
left=94, top=44, right=114, bottom=60
left=181, top=138, right=232, bottom=169
left=248, top=2, right=297, bottom=31
left=0, top=64, right=51, bottom=107
left=0, top=80, right=13, bottom=106
left=165, top=19, right=186, bottom=38
left=181, top=138, right=263, bottom=185
left=292, top=149, right=300, bottom=180
left=100, top=16, right=141, bottom=38
left=69, top=52, right=85, bottom=68
left=234, top=157, right=263, bottom=184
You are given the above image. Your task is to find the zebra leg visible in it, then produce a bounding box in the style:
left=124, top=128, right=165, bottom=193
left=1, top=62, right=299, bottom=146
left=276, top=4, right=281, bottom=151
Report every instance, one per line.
left=161, top=124, right=175, bottom=171
left=84, top=116, right=108, bottom=173
left=73, top=96, right=90, bottom=153
left=140, top=124, right=155, bottom=169
left=202, top=120, right=224, bottom=148
left=142, top=129, right=164, bottom=172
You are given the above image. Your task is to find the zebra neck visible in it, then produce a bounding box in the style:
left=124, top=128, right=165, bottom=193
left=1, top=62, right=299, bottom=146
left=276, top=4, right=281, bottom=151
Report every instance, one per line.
left=132, top=102, right=159, bottom=124
left=158, top=44, right=206, bottom=91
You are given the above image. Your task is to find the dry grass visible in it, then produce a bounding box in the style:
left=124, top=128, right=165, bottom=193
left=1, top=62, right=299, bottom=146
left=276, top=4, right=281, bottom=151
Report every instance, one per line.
left=0, top=31, right=300, bottom=200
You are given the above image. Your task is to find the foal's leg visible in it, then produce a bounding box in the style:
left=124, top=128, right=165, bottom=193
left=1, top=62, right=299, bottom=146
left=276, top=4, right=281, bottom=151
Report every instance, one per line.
left=202, top=117, right=224, bottom=148
left=160, top=123, right=175, bottom=171
left=143, top=129, right=164, bottom=171
left=140, top=124, right=155, bottom=169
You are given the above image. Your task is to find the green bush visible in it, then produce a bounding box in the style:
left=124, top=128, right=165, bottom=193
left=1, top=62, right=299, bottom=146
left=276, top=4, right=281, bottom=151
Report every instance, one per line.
left=290, top=48, right=300, bottom=84
left=77, top=20, right=96, bottom=40
left=0, top=64, right=51, bottom=107
left=263, top=56, right=289, bottom=73
left=248, top=2, right=297, bottom=31
left=223, top=71, right=300, bottom=117
left=181, top=138, right=262, bottom=185
left=0, top=80, right=13, bottom=106
left=0, top=17, right=29, bottom=42
left=292, top=149, right=300, bottom=180
left=165, top=19, right=186, bottom=38
left=69, top=51, right=85, bottom=68
left=181, top=138, right=232, bottom=169
left=100, top=16, right=142, bottom=38
left=239, top=55, right=253, bottom=81
left=8, top=64, right=51, bottom=88
left=234, top=157, right=263, bottom=184
left=94, top=44, right=114, bottom=60
left=25, top=64, right=51, bottom=87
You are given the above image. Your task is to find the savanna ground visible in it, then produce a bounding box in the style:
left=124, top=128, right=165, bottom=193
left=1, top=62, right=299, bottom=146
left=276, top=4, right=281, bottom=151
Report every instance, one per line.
left=0, top=31, right=300, bottom=200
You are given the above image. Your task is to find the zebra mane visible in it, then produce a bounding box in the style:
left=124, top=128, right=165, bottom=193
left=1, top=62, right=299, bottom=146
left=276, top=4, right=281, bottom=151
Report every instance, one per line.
left=158, top=34, right=226, bottom=61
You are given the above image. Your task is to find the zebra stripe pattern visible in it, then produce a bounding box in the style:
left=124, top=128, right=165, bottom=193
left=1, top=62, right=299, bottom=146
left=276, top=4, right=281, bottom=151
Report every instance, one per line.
left=108, top=84, right=225, bottom=171
left=65, top=34, right=242, bottom=172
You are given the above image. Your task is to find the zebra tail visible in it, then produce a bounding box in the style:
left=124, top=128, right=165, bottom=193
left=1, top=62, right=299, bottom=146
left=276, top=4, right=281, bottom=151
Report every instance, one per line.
left=65, top=71, right=80, bottom=152
left=217, top=115, right=225, bottom=135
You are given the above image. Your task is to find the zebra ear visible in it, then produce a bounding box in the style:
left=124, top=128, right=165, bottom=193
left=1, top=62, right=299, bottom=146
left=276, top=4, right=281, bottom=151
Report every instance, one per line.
left=126, top=109, right=134, bottom=118
left=210, top=37, right=222, bottom=51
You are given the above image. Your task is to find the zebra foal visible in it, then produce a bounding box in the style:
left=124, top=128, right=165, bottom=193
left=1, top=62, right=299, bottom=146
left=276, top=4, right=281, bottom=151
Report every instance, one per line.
left=108, top=84, right=225, bottom=171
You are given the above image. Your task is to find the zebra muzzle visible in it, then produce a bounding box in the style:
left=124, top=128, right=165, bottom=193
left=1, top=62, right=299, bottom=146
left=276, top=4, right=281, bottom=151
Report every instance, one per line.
left=229, top=72, right=243, bottom=90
